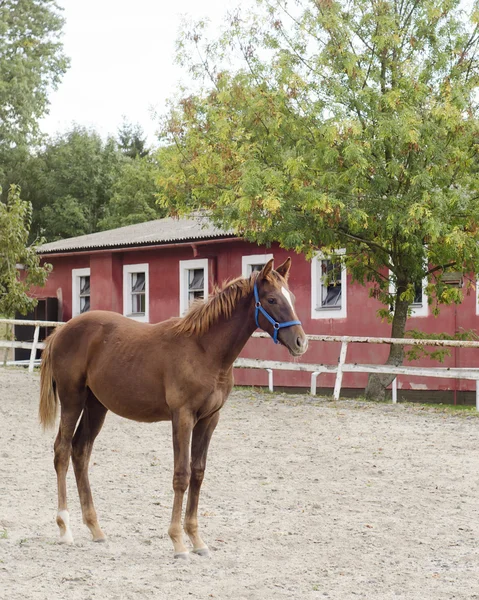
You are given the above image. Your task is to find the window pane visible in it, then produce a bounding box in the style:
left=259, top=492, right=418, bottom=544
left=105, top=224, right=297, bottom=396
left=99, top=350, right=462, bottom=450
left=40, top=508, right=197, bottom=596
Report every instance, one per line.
left=250, top=264, right=265, bottom=273
left=131, top=272, right=145, bottom=293
left=322, top=285, right=342, bottom=307
left=413, top=282, right=423, bottom=305
left=80, top=296, right=90, bottom=313
left=131, top=293, right=145, bottom=314
left=188, top=290, right=204, bottom=302
left=80, top=276, right=90, bottom=296
left=188, top=269, right=204, bottom=292
left=320, top=260, right=342, bottom=308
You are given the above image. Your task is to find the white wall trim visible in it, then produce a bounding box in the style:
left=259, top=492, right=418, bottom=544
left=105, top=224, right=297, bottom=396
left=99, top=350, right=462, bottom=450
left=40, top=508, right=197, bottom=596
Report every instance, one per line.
left=72, top=267, right=90, bottom=317
left=311, top=250, right=347, bottom=320
left=179, top=258, right=209, bottom=316
left=241, top=253, right=274, bottom=277
left=123, top=263, right=149, bottom=323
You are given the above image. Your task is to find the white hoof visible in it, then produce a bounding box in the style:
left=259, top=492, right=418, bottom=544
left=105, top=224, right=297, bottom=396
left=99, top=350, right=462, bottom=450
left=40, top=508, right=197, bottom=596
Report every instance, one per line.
left=174, top=551, right=189, bottom=560
left=58, top=532, right=74, bottom=545
left=57, top=510, right=73, bottom=545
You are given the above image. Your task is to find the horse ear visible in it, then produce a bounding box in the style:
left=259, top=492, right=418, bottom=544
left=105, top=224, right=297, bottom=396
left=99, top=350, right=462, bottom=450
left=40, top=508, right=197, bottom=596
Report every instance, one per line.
left=276, top=257, right=291, bottom=281
left=259, top=258, right=274, bottom=280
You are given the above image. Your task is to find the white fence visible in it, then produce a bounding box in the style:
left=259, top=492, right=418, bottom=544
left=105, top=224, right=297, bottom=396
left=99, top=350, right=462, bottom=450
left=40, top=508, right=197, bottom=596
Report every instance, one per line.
left=2, top=320, right=479, bottom=409
left=237, top=332, right=479, bottom=410
left=0, top=318, right=64, bottom=372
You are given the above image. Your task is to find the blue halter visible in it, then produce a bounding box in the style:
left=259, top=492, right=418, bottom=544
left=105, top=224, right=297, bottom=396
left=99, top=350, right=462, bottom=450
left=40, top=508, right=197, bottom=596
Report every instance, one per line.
left=254, top=281, right=302, bottom=344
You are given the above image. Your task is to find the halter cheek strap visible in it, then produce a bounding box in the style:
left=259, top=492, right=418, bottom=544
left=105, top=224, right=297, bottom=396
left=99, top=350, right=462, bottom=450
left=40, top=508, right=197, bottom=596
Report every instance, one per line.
left=254, top=281, right=302, bottom=344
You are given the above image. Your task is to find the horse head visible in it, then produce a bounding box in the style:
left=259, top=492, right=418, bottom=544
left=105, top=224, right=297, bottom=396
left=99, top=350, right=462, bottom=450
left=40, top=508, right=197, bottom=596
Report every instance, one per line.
left=254, top=258, right=308, bottom=357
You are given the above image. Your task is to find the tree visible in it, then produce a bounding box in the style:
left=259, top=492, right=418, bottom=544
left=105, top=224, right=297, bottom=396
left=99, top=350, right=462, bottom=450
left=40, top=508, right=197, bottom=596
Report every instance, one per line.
left=10, top=127, right=124, bottom=241
left=0, top=0, right=69, bottom=177
left=158, top=0, right=479, bottom=399
left=98, top=153, right=166, bottom=230
left=117, top=120, right=149, bottom=159
left=0, top=185, right=50, bottom=317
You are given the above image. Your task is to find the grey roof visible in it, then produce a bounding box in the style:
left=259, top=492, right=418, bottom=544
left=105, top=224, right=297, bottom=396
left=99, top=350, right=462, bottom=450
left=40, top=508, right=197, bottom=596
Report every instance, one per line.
left=37, top=216, right=234, bottom=254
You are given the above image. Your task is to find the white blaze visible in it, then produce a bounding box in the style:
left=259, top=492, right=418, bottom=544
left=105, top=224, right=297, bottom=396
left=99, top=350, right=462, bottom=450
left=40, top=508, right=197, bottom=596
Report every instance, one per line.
left=281, top=286, right=294, bottom=311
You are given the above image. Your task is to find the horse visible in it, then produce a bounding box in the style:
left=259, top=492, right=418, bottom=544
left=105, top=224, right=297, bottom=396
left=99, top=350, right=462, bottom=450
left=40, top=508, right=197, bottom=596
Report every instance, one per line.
left=39, top=257, right=308, bottom=558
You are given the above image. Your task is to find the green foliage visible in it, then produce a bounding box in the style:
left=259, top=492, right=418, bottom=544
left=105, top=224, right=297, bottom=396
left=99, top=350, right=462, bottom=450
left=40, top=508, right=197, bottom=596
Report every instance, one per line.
left=159, top=0, right=479, bottom=317
left=0, top=185, right=51, bottom=317
left=404, top=328, right=479, bottom=362
left=9, top=127, right=124, bottom=241
left=5, top=126, right=165, bottom=240
left=98, top=153, right=166, bottom=230
left=0, top=0, right=69, bottom=173
left=117, top=119, right=149, bottom=159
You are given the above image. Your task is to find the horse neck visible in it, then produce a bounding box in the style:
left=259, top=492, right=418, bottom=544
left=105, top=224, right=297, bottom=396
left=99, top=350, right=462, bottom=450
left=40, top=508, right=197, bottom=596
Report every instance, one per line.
left=200, top=293, right=257, bottom=368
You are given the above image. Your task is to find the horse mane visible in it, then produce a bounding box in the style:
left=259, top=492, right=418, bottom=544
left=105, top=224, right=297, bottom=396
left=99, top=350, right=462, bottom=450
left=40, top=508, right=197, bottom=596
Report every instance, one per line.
left=172, top=274, right=259, bottom=337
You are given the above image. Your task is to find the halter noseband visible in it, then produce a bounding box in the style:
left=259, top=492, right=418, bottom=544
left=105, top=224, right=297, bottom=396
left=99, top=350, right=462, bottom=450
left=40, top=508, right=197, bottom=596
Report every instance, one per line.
left=254, top=281, right=302, bottom=344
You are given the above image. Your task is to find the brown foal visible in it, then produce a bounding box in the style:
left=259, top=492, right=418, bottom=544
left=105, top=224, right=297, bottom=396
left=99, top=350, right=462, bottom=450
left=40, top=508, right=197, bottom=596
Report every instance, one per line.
left=39, top=258, right=307, bottom=558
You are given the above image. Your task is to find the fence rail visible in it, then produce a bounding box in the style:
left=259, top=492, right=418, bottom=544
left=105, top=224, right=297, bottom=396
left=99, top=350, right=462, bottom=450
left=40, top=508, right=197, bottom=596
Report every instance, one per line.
left=2, top=320, right=479, bottom=409
left=245, top=332, right=479, bottom=410
left=0, top=318, right=65, bottom=372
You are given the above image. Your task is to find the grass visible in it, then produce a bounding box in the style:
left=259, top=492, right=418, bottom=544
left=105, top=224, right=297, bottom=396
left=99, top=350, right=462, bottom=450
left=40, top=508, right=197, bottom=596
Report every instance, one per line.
left=234, top=386, right=479, bottom=416
left=0, top=529, right=8, bottom=539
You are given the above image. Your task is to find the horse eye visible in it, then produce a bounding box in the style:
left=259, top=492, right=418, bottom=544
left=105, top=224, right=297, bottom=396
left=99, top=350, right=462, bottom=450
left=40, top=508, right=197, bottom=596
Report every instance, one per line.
left=267, top=298, right=276, bottom=304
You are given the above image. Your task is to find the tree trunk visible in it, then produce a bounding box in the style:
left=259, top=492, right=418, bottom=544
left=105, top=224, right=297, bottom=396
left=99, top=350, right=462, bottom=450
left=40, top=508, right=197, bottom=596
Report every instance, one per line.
left=364, top=287, right=409, bottom=401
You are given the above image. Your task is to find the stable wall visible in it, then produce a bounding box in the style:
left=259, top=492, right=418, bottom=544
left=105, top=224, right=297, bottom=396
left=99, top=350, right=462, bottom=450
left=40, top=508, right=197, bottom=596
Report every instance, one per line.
left=32, top=239, right=479, bottom=394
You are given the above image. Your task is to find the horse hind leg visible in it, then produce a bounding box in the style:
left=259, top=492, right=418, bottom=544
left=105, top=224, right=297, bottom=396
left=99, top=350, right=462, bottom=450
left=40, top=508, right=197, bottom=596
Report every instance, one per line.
left=54, top=386, right=86, bottom=544
left=71, top=390, right=108, bottom=542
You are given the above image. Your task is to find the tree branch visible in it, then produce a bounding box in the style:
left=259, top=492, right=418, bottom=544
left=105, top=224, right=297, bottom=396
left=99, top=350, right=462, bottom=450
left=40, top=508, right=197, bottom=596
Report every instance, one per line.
left=426, top=261, right=457, bottom=276
left=338, top=228, right=394, bottom=269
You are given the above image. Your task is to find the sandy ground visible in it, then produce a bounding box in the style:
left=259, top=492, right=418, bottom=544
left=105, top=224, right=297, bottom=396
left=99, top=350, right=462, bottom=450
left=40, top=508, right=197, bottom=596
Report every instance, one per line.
left=1, top=369, right=479, bottom=600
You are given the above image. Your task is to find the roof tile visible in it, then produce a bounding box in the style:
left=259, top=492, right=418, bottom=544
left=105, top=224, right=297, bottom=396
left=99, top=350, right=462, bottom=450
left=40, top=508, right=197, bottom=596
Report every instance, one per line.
left=37, top=215, right=233, bottom=254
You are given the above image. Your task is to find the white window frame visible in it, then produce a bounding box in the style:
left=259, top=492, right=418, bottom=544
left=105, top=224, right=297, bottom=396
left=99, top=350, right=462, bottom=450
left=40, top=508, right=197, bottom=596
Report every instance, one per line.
left=241, top=253, right=274, bottom=277
left=123, top=263, right=149, bottom=323
left=72, top=268, right=91, bottom=317
left=389, top=272, right=428, bottom=318
left=179, top=258, right=209, bottom=316
left=311, top=249, right=347, bottom=319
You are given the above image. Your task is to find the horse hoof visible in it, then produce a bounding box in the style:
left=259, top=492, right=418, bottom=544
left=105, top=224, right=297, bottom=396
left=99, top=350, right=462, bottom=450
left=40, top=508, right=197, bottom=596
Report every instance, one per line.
left=93, top=536, right=106, bottom=543
left=58, top=535, right=74, bottom=545
left=193, top=547, right=210, bottom=557
left=174, top=552, right=189, bottom=560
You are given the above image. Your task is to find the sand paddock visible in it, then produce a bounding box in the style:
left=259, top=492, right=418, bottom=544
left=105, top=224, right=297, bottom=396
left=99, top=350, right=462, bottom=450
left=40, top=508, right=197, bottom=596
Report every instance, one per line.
left=1, top=368, right=479, bottom=599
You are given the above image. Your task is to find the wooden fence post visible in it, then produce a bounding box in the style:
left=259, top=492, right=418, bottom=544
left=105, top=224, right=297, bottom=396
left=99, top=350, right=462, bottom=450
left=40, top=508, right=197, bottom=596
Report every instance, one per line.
left=333, top=341, right=348, bottom=401
left=28, top=325, right=40, bottom=373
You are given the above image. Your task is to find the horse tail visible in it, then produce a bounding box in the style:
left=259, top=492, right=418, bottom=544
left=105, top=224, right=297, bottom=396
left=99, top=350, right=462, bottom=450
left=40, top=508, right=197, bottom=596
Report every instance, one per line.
left=39, top=328, right=59, bottom=430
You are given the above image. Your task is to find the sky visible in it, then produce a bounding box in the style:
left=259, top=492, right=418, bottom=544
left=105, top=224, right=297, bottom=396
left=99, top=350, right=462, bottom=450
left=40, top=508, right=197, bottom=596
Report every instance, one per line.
left=40, top=0, right=251, bottom=144
left=38, top=0, right=476, bottom=145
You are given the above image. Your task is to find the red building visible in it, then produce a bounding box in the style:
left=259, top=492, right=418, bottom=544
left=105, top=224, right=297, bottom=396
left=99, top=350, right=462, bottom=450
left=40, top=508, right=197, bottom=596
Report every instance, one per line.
left=31, top=215, right=479, bottom=402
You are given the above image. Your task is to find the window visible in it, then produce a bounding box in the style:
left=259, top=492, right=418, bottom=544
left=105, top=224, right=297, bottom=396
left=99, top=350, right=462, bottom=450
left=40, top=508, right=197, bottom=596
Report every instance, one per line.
left=409, top=280, right=428, bottom=317
left=179, top=259, right=209, bottom=315
left=72, top=268, right=91, bottom=317
left=389, top=272, right=428, bottom=318
left=242, top=254, right=274, bottom=277
left=311, top=250, right=347, bottom=319
left=123, top=263, right=149, bottom=322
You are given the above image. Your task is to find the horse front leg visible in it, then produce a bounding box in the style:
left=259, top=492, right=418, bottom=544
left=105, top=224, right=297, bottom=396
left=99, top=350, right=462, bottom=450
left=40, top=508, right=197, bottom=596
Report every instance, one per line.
left=184, top=411, right=220, bottom=557
left=168, top=409, right=195, bottom=559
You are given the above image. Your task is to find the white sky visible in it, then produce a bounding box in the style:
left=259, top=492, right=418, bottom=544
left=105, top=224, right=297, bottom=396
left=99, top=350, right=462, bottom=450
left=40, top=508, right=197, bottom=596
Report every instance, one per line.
left=40, top=0, right=250, bottom=144
left=40, top=0, right=476, bottom=144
